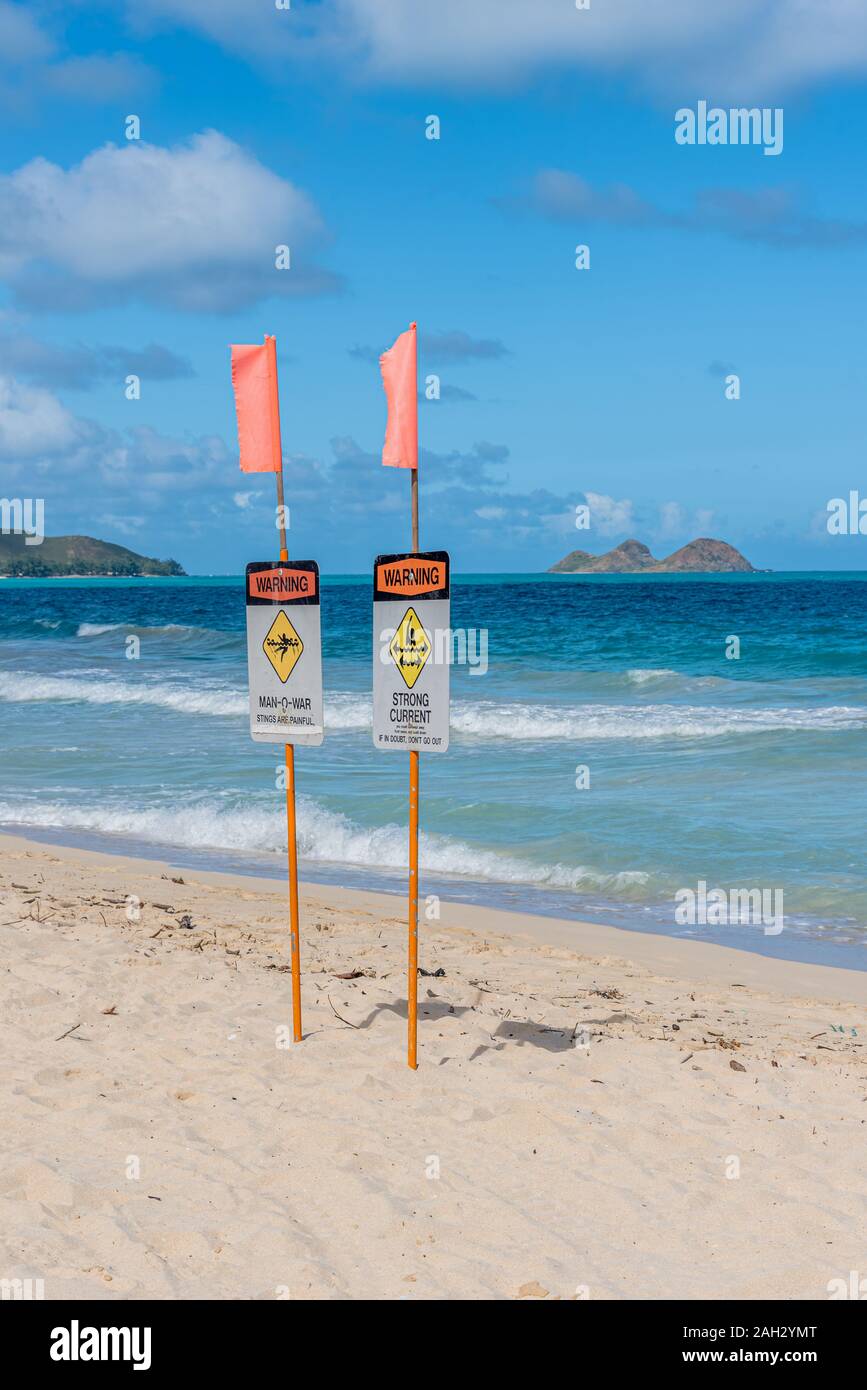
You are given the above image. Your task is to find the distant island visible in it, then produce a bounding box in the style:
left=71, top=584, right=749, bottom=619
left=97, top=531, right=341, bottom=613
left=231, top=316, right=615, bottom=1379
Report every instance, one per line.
left=549, top=537, right=755, bottom=574
left=0, top=534, right=186, bottom=578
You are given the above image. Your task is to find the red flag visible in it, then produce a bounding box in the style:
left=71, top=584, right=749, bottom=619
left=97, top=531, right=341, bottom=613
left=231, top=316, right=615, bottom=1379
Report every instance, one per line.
left=379, top=322, right=418, bottom=469
left=230, top=340, right=282, bottom=473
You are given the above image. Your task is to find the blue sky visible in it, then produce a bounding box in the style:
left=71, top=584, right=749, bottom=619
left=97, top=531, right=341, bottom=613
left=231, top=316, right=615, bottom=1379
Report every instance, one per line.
left=1, top=1, right=866, bottom=573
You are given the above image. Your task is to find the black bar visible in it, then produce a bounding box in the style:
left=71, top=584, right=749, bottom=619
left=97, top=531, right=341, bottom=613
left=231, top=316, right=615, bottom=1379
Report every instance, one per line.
left=6, top=1298, right=863, bottom=1371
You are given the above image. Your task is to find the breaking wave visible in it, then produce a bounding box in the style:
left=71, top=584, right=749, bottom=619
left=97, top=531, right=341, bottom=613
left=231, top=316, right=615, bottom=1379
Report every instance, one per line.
left=448, top=700, right=867, bottom=740
left=0, top=795, right=652, bottom=896
left=0, top=672, right=246, bottom=718
left=1, top=671, right=864, bottom=740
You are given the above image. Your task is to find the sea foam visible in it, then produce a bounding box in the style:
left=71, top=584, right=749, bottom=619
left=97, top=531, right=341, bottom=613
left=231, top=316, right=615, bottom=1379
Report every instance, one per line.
left=0, top=795, right=651, bottom=895
left=1, top=670, right=865, bottom=740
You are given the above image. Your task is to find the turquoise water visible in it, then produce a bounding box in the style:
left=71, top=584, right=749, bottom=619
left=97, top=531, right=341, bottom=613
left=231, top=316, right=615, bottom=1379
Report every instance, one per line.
left=2, top=572, right=866, bottom=968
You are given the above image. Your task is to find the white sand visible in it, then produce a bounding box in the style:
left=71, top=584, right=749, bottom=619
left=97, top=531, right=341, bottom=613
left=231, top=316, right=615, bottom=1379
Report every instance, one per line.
left=1, top=831, right=865, bottom=1301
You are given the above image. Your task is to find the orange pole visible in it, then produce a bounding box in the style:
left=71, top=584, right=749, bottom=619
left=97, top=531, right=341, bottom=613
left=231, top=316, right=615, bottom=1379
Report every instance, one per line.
left=408, top=461, right=420, bottom=1068
left=411, top=472, right=419, bottom=551
left=408, top=748, right=419, bottom=1068
left=285, top=742, right=302, bottom=1042
left=266, top=333, right=300, bottom=1040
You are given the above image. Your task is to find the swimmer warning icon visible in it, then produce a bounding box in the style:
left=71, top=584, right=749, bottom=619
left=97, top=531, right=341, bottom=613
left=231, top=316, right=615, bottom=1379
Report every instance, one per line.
left=263, top=610, right=303, bottom=682
left=389, top=606, right=431, bottom=689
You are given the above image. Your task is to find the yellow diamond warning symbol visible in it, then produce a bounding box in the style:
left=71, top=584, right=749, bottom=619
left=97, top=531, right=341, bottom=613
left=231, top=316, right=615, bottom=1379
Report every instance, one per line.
left=389, top=606, right=431, bottom=689
left=263, top=610, right=303, bottom=683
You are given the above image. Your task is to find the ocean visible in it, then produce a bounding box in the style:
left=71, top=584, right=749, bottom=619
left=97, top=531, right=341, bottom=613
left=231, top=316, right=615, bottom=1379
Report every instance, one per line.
left=2, top=572, right=866, bottom=969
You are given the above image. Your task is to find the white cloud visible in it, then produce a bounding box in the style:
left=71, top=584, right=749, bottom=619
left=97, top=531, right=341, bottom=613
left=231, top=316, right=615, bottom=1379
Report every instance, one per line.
left=0, top=2, right=54, bottom=66
left=339, top=0, right=707, bottom=83
left=96, top=512, right=145, bottom=536
left=0, top=330, right=193, bottom=389
left=114, top=0, right=867, bottom=95
left=658, top=501, right=685, bottom=537
left=0, top=374, right=83, bottom=456
left=585, top=491, right=634, bottom=536
left=0, top=375, right=246, bottom=548
left=0, top=131, right=336, bottom=311
left=0, top=373, right=742, bottom=571
left=42, top=53, right=155, bottom=102
left=657, top=501, right=716, bottom=542
left=522, top=172, right=867, bottom=251
left=0, top=3, right=152, bottom=108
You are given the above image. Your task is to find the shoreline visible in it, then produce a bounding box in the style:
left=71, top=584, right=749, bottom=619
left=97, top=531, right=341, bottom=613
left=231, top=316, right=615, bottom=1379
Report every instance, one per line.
left=3, top=827, right=867, bottom=1006
left=4, top=822, right=866, bottom=977
left=0, top=573, right=174, bottom=580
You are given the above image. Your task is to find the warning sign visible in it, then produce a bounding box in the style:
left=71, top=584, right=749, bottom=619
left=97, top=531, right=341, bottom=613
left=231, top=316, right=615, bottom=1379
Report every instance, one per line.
left=373, top=551, right=449, bottom=753
left=263, top=610, right=304, bottom=682
left=246, top=560, right=323, bottom=746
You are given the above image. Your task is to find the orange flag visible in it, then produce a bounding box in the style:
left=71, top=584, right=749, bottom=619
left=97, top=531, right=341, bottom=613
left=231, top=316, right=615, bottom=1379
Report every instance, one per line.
left=379, top=322, right=418, bottom=469
left=230, top=339, right=282, bottom=473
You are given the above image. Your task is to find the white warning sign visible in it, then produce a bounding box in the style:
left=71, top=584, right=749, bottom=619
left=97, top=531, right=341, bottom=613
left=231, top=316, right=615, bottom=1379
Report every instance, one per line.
left=372, top=550, right=449, bottom=753
left=245, top=561, right=324, bottom=745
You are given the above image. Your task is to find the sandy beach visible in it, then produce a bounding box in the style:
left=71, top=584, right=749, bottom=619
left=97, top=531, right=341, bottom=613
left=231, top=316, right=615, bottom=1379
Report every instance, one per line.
left=1, top=830, right=865, bottom=1302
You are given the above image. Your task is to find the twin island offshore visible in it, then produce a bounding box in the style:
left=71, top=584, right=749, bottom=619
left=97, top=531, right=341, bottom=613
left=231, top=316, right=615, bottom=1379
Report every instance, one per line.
left=548, top=537, right=755, bottom=573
